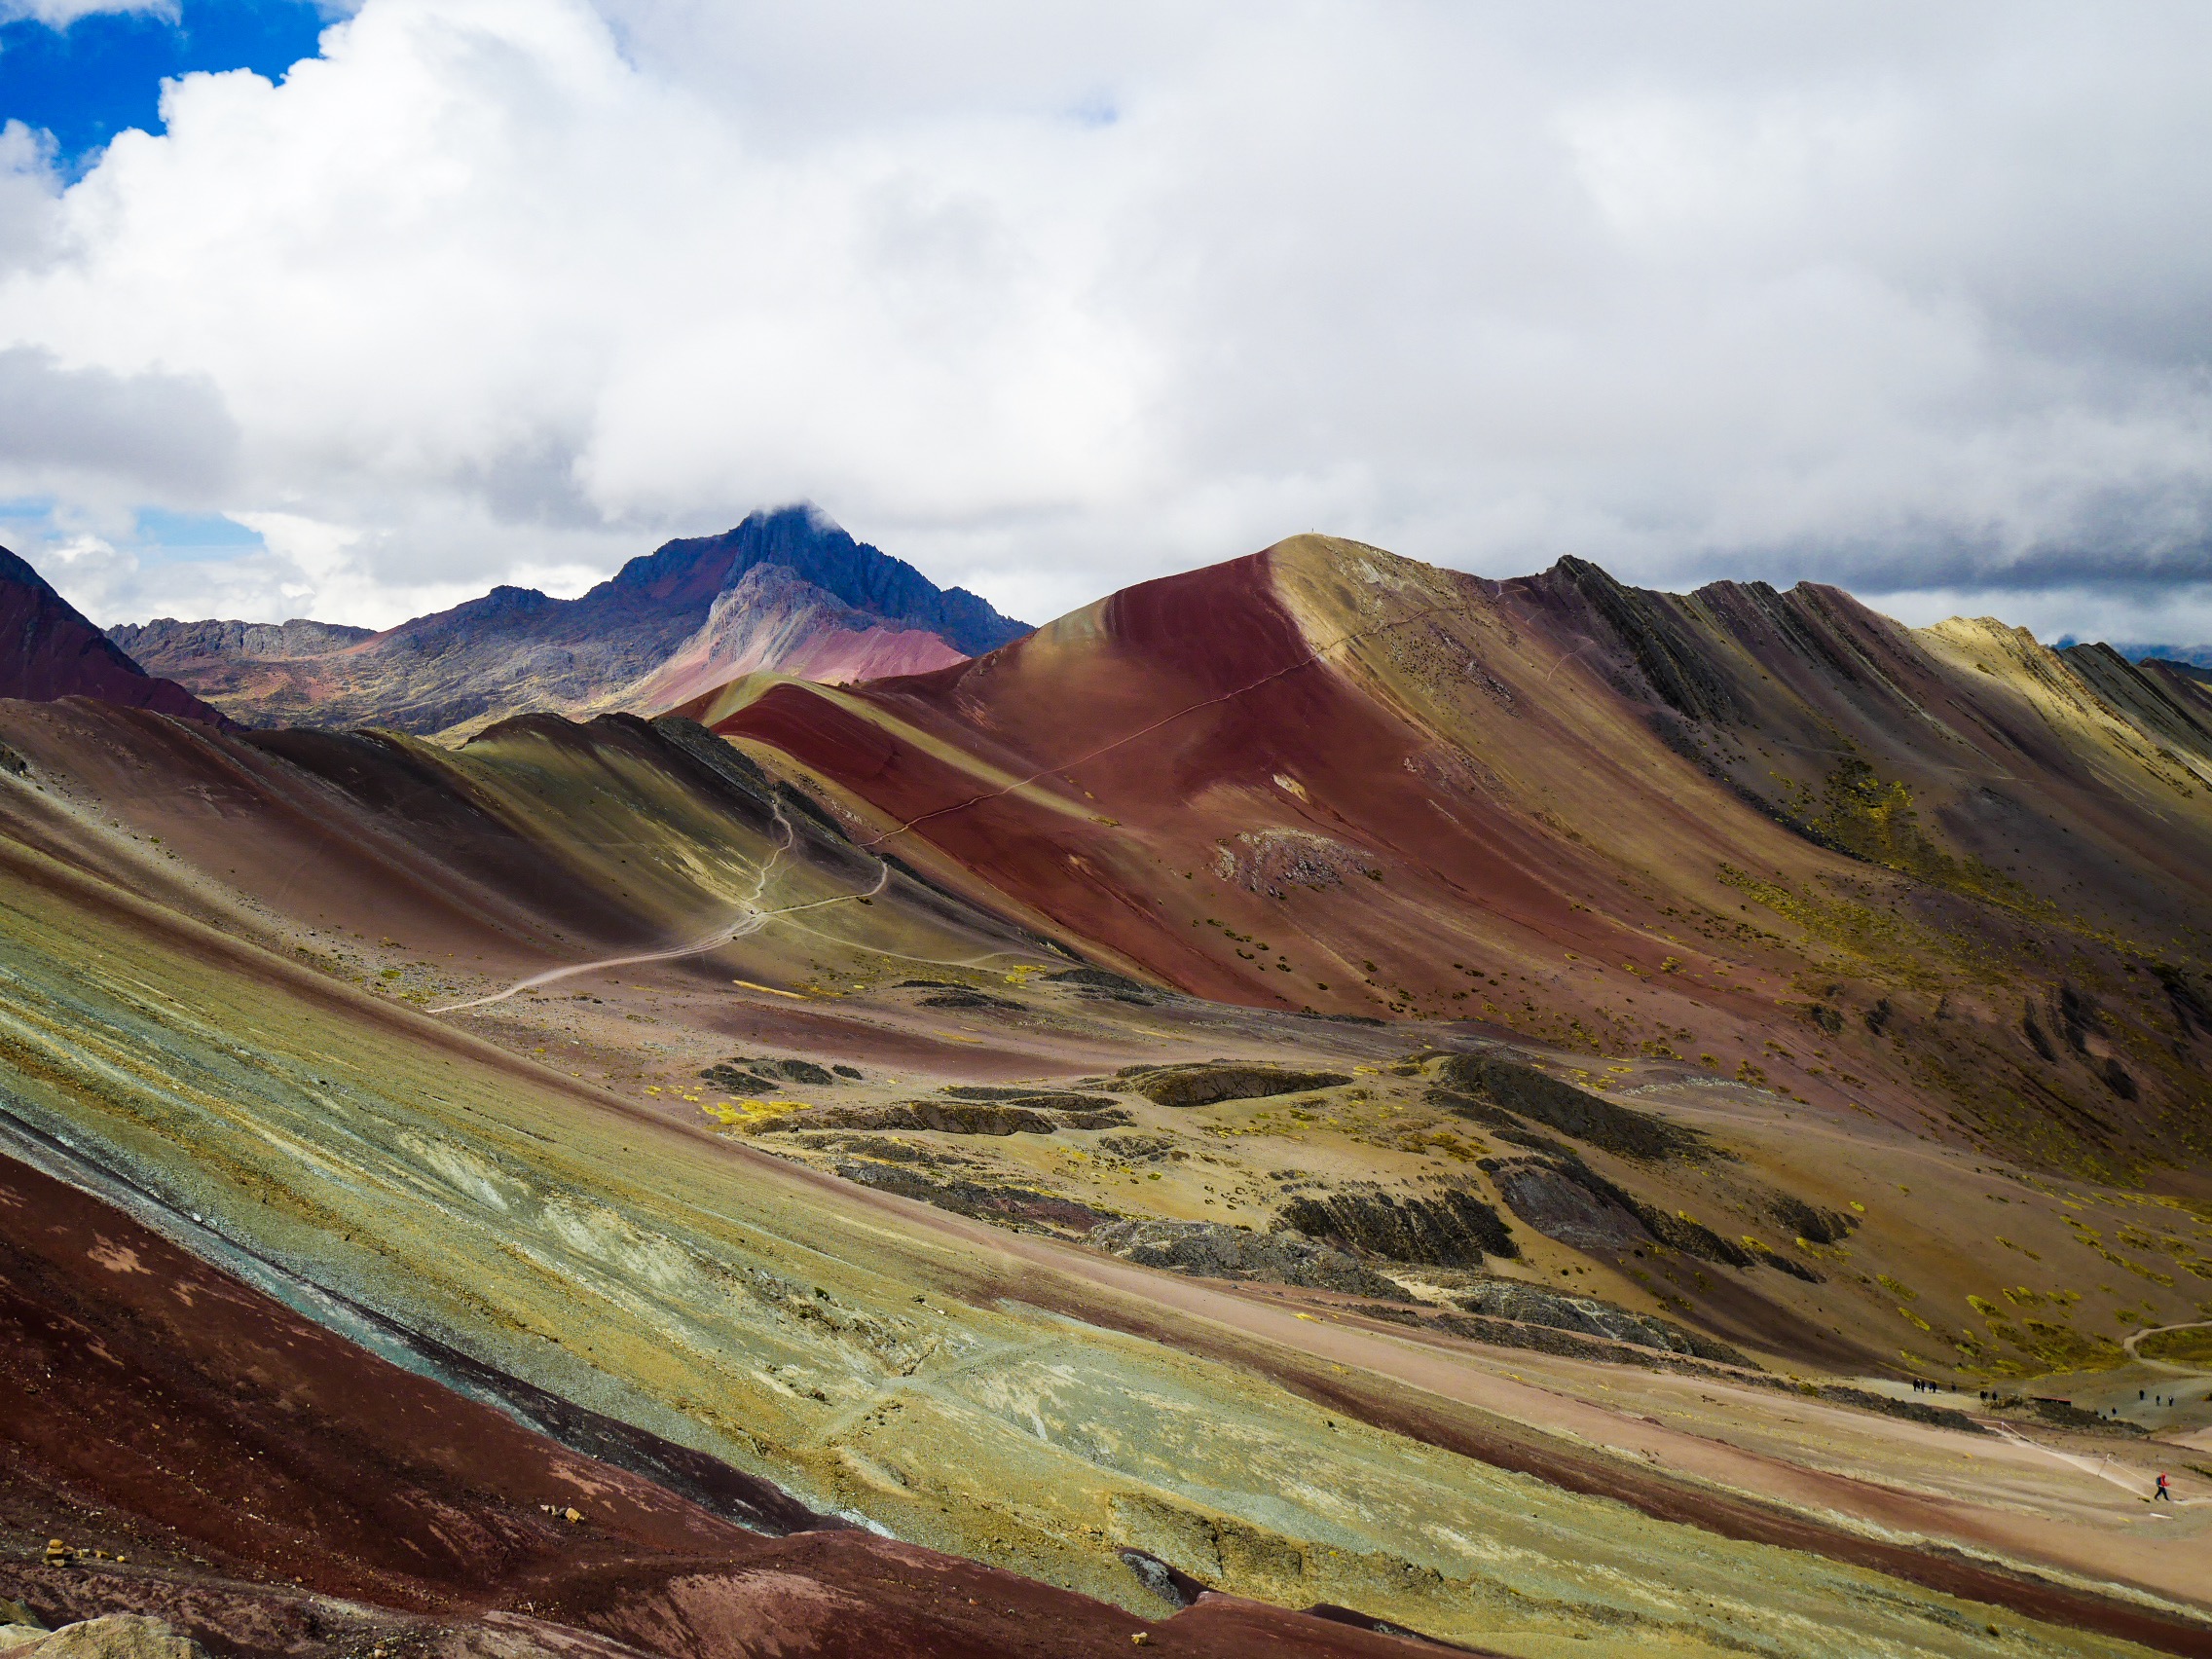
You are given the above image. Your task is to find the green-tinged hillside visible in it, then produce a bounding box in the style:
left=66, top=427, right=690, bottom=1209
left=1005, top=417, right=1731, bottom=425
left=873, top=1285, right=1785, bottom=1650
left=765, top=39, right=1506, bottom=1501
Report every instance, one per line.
left=1, top=821, right=2167, bottom=1657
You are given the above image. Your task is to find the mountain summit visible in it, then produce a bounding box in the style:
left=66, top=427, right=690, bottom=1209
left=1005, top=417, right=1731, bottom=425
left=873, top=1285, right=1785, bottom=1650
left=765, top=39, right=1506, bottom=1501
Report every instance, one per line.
left=110, top=505, right=1029, bottom=733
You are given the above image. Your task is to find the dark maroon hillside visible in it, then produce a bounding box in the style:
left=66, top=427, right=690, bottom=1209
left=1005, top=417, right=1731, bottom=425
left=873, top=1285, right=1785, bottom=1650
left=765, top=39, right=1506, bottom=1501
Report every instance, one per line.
left=1, top=546, right=226, bottom=724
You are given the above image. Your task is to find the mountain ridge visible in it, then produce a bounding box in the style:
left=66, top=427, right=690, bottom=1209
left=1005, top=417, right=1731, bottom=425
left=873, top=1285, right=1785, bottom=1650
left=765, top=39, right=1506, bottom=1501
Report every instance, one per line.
left=104, top=504, right=1029, bottom=733
left=685, top=533, right=2212, bottom=1182
left=609, top=562, right=971, bottom=711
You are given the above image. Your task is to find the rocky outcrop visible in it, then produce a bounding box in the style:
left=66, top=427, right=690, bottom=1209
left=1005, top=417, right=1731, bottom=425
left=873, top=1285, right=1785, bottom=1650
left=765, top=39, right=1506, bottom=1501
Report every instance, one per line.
left=914, top=987, right=1025, bottom=1010
left=1486, top=1155, right=1756, bottom=1269
left=700, top=1055, right=847, bottom=1092
left=940, top=1085, right=1124, bottom=1112
left=1765, top=1192, right=1858, bottom=1247
left=1432, top=1055, right=1709, bottom=1161
left=835, top=1161, right=1116, bottom=1234
left=1487, top=1161, right=1650, bottom=1250
left=1045, top=968, right=1158, bottom=992
left=1450, top=1281, right=1746, bottom=1364
left=1118, top=1062, right=1351, bottom=1108
left=109, top=616, right=372, bottom=664
left=1273, top=1185, right=1518, bottom=1266
left=1090, top=1219, right=1409, bottom=1300
left=1211, top=830, right=1378, bottom=897
left=763, top=1088, right=1132, bottom=1135
left=765, top=1101, right=1061, bottom=1136
left=1535, top=555, right=1745, bottom=724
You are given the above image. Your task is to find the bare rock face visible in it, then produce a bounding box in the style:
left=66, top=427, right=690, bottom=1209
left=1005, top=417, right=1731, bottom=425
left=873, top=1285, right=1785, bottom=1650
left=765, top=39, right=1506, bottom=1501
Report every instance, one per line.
left=11, top=1618, right=205, bottom=1659
left=1211, top=830, right=1378, bottom=896
left=1431, top=1054, right=1707, bottom=1162
left=763, top=1100, right=1062, bottom=1136
left=108, top=617, right=373, bottom=664
left=1090, top=1218, right=1409, bottom=1300
left=836, top=1161, right=1119, bottom=1235
left=701, top=1055, right=839, bottom=1091
left=617, top=562, right=972, bottom=711
left=1487, top=1161, right=1650, bottom=1251
left=1451, top=1281, right=1745, bottom=1364
left=1485, top=1154, right=1771, bottom=1275
left=1272, top=1185, right=1518, bottom=1266
left=1115, top=1062, right=1352, bottom=1108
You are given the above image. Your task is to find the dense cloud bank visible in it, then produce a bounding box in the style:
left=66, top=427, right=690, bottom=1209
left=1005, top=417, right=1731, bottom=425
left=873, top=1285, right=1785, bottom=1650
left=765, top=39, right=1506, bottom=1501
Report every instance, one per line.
left=3, top=0, right=2210, bottom=638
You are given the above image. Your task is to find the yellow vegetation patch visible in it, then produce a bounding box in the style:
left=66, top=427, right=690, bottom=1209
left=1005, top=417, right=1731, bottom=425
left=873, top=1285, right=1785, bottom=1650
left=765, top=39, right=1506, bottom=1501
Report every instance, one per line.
left=2138, top=1326, right=2212, bottom=1365
left=700, top=1098, right=812, bottom=1131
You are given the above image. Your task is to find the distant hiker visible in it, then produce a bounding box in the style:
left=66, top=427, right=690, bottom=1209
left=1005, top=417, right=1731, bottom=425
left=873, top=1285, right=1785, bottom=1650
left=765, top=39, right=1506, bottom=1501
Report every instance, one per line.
left=2156, top=1474, right=2173, bottom=1502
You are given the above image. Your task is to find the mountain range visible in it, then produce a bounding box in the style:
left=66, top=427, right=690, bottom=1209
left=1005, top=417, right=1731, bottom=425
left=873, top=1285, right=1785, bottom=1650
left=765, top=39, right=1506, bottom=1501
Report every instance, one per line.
left=104, top=504, right=1028, bottom=735
left=7, top=520, right=2212, bottom=1657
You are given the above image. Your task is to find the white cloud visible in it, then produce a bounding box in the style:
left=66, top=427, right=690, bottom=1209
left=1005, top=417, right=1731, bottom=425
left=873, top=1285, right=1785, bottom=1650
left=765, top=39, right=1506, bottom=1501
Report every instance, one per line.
left=0, top=120, right=61, bottom=272
left=0, top=343, right=237, bottom=499
left=0, top=0, right=168, bottom=24
left=3, top=0, right=2211, bottom=638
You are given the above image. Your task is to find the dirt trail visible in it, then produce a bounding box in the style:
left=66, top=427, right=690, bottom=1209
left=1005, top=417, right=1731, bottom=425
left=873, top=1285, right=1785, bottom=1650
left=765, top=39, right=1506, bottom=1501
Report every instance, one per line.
left=1985, top=1422, right=2201, bottom=1505
left=428, top=803, right=892, bottom=1014
left=2127, top=1321, right=2212, bottom=1375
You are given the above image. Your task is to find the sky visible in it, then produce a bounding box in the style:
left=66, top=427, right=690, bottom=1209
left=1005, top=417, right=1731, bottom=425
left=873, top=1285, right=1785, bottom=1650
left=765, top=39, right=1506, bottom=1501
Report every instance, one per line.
left=1, top=1, right=2209, bottom=644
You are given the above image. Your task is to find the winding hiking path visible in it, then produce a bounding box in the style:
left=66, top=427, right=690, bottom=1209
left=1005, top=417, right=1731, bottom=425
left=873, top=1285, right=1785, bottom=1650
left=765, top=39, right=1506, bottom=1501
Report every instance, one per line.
left=428, top=804, right=887, bottom=1014
left=2126, top=1320, right=2212, bottom=1374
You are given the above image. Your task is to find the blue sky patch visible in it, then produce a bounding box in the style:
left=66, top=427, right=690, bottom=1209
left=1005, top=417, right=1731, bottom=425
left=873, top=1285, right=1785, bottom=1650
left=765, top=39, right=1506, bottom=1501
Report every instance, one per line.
left=0, top=0, right=330, bottom=167
left=0, top=499, right=267, bottom=571
left=132, top=506, right=265, bottom=557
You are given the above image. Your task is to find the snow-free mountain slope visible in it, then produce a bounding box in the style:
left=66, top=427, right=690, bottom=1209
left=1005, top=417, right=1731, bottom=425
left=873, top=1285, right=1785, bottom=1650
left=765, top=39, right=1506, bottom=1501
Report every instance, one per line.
left=0, top=775, right=2195, bottom=1656
left=13, top=532, right=2212, bottom=1657
left=105, top=505, right=1028, bottom=733
left=1, top=1149, right=1438, bottom=1658
left=612, top=562, right=970, bottom=712
left=0, top=545, right=227, bottom=724
left=690, top=535, right=2212, bottom=1181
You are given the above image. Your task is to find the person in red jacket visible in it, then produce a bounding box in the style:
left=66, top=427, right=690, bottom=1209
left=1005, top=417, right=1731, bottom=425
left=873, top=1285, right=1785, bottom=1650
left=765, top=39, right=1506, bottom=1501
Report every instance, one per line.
left=2155, top=1473, right=2173, bottom=1502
